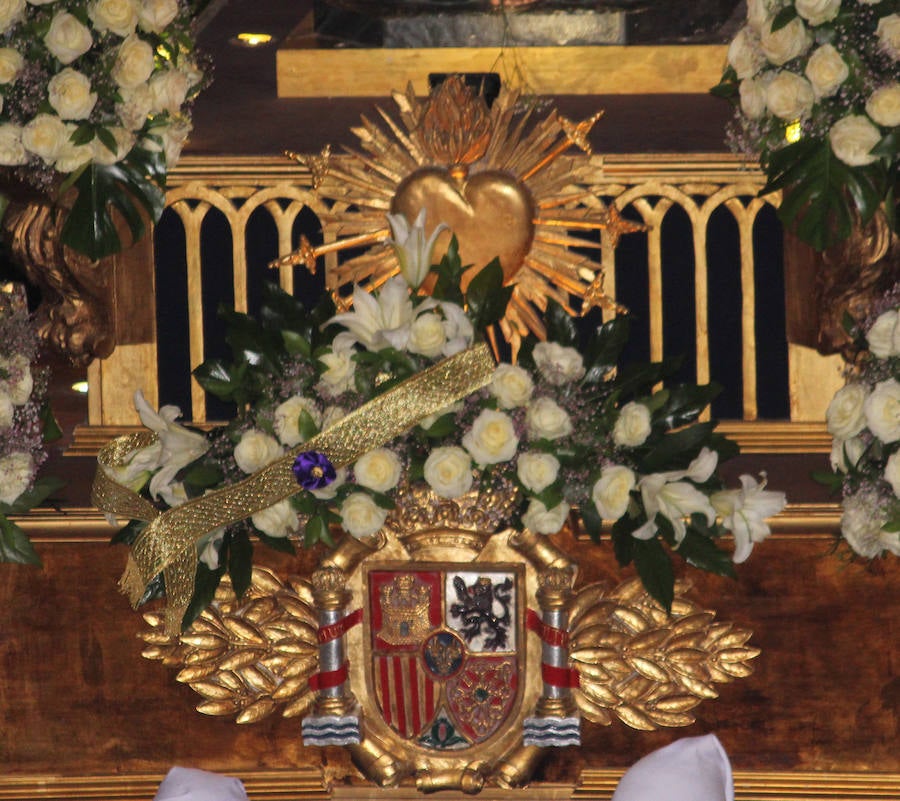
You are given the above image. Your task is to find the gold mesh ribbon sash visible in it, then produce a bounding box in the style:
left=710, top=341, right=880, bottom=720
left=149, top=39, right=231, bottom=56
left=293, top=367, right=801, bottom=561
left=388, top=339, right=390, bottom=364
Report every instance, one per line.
left=93, top=344, right=495, bottom=634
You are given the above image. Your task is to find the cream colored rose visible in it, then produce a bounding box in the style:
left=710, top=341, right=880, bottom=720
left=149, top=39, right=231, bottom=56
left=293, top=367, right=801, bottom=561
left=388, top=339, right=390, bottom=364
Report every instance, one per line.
left=138, top=0, right=178, bottom=33
left=728, top=26, right=766, bottom=79
left=592, top=464, right=636, bottom=520
left=116, top=84, right=153, bottom=130
left=829, top=115, right=881, bottom=167
left=44, top=11, right=93, bottom=65
left=804, top=44, right=848, bottom=99
left=795, top=0, right=840, bottom=26
left=740, top=75, right=769, bottom=119
left=321, top=405, right=346, bottom=430
left=0, top=123, right=26, bottom=166
left=0, top=48, right=22, bottom=84
left=233, top=429, right=282, bottom=474
left=490, top=364, right=533, bottom=409
left=612, top=401, right=652, bottom=447
left=163, top=118, right=192, bottom=168
left=149, top=68, right=189, bottom=115
left=112, top=34, right=155, bottom=89
left=53, top=124, right=91, bottom=172
left=273, top=395, right=321, bottom=447
left=89, top=0, right=139, bottom=36
left=866, top=309, right=900, bottom=358
left=462, top=408, right=519, bottom=465
left=0, top=392, right=13, bottom=430
left=885, top=452, right=900, bottom=498
left=760, top=16, right=811, bottom=66
left=407, top=311, right=447, bottom=358
left=318, top=343, right=356, bottom=397
left=311, top=466, right=346, bottom=500
left=829, top=436, right=865, bottom=472
left=48, top=68, right=97, bottom=120
left=0, top=451, right=32, bottom=505
left=877, top=14, right=900, bottom=60
left=840, top=493, right=898, bottom=558
left=424, top=446, right=473, bottom=498
left=251, top=500, right=298, bottom=538
left=522, top=499, right=570, bottom=535
left=526, top=397, right=573, bottom=441
left=22, top=114, right=68, bottom=164
left=340, top=492, right=388, bottom=539
left=0, top=0, right=24, bottom=33
left=354, top=448, right=402, bottom=493
left=765, top=70, right=814, bottom=120
left=747, top=0, right=781, bottom=32
left=826, top=383, right=868, bottom=438
left=533, top=341, right=585, bottom=386
left=864, top=378, right=900, bottom=443
left=91, top=126, right=135, bottom=166
left=517, top=452, right=560, bottom=493
left=866, top=83, right=900, bottom=128
left=0, top=355, right=32, bottom=406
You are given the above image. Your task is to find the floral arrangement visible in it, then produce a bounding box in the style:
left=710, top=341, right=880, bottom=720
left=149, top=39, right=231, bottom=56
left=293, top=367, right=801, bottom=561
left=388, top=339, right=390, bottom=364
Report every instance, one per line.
left=822, top=285, right=900, bottom=557
left=714, top=0, right=899, bottom=251
left=103, top=214, right=785, bottom=627
left=0, top=0, right=209, bottom=260
left=0, top=285, right=62, bottom=565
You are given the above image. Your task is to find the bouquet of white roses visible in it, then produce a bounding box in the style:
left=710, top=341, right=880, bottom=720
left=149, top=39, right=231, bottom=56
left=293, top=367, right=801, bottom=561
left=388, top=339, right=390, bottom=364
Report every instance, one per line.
left=0, top=0, right=209, bottom=260
left=103, top=215, right=785, bottom=628
left=0, top=284, right=63, bottom=565
left=714, top=0, right=899, bottom=251
left=822, top=284, right=900, bottom=558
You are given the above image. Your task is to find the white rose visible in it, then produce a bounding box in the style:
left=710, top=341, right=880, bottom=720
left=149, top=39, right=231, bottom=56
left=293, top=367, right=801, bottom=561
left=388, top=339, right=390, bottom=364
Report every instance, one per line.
left=354, top=448, right=402, bottom=493
left=533, top=341, right=585, bottom=386
left=273, top=396, right=321, bottom=447
left=112, top=33, right=155, bottom=89
left=829, top=115, right=881, bottom=167
left=765, top=71, right=814, bottom=120
left=321, top=405, right=346, bottom=430
left=522, top=499, right=570, bottom=535
left=47, top=68, right=97, bottom=121
left=885, top=452, right=900, bottom=498
left=747, top=0, right=783, bottom=32
left=116, top=85, right=153, bottom=131
left=54, top=126, right=93, bottom=173
left=840, top=493, right=900, bottom=558
left=864, top=379, right=900, bottom=443
left=0, top=354, right=32, bottom=405
left=0, top=392, right=13, bottom=430
left=424, top=446, right=473, bottom=499
left=462, top=408, right=519, bottom=465
left=795, top=0, right=840, bottom=26
left=138, top=0, right=178, bottom=33
left=91, top=126, right=135, bottom=166
left=0, top=0, right=23, bottom=33
left=829, top=436, right=865, bottom=472
left=311, top=466, right=346, bottom=500
left=0, top=47, right=22, bottom=84
left=517, top=452, right=560, bottom=493
left=44, top=12, right=94, bottom=65
left=89, top=0, right=139, bottom=36
left=22, top=114, right=69, bottom=164
left=826, top=383, right=868, bottom=439
left=340, top=492, right=388, bottom=539
left=740, top=75, right=769, bottom=119
left=526, top=396, right=573, bottom=441
left=760, top=16, right=812, bottom=66
left=161, top=119, right=190, bottom=168
left=407, top=312, right=447, bottom=358
left=804, top=44, right=848, bottom=99
left=612, top=401, right=652, bottom=447
left=0, top=123, right=26, bottom=166
left=0, top=451, right=33, bottom=505
left=233, top=429, right=282, bottom=474
left=592, top=464, right=636, bottom=520
left=251, top=500, right=298, bottom=539
left=866, top=309, right=900, bottom=358
left=149, top=68, right=189, bottom=115
left=490, top=364, right=533, bottom=409
left=866, top=84, right=900, bottom=128
left=728, top=26, right=766, bottom=79
left=877, top=14, right=900, bottom=60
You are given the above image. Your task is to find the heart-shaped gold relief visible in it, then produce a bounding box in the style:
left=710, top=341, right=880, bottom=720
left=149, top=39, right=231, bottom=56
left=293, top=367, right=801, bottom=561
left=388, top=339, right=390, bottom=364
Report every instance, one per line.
left=391, top=167, right=536, bottom=284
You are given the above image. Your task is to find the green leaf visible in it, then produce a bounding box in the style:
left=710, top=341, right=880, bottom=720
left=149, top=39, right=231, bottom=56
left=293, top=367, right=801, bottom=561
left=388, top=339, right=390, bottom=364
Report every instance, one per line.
left=465, top=257, right=513, bottom=333
left=111, top=518, right=147, bottom=546
left=431, top=235, right=465, bottom=305
left=658, top=382, right=722, bottom=429
left=304, top=514, right=329, bottom=547
left=639, top=421, right=717, bottom=473
left=255, top=529, right=297, bottom=554
left=40, top=401, right=62, bottom=443
left=632, top=536, right=674, bottom=612
left=677, top=527, right=736, bottom=578
left=182, top=562, right=224, bottom=630
left=580, top=502, right=603, bottom=543
left=583, top=315, right=631, bottom=384
left=228, top=528, right=253, bottom=598
left=5, top=475, right=66, bottom=514
left=0, top=515, right=41, bottom=565
left=544, top=299, right=579, bottom=347
left=812, top=469, right=843, bottom=492
left=283, top=329, right=312, bottom=357
left=193, top=358, right=249, bottom=402
left=296, top=408, right=320, bottom=442
left=770, top=5, right=797, bottom=31
left=182, top=462, right=223, bottom=491
left=611, top=514, right=636, bottom=566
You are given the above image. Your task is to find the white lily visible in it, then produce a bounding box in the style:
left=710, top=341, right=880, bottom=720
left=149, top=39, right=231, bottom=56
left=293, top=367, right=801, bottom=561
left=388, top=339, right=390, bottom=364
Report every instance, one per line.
left=711, top=473, right=786, bottom=563
left=634, top=473, right=717, bottom=544
left=326, top=276, right=415, bottom=351
left=386, top=208, right=448, bottom=289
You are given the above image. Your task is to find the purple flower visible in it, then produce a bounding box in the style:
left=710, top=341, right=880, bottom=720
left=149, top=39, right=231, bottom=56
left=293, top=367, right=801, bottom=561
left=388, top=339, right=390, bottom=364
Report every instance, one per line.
left=292, top=450, right=336, bottom=491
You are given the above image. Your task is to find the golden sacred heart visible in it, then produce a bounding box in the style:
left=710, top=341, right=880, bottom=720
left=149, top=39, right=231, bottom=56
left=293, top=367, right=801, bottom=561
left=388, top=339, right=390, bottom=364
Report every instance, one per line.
left=391, top=167, right=535, bottom=284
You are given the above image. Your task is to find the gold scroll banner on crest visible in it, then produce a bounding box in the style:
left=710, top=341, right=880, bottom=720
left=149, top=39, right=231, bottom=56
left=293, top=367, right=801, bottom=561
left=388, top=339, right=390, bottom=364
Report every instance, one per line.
left=93, top=344, right=496, bottom=634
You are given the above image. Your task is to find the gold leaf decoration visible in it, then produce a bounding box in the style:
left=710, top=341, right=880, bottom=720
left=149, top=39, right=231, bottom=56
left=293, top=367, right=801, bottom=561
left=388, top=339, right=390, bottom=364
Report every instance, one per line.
left=569, top=578, right=758, bottom=730
left=139, top=566, right=318, bottom=724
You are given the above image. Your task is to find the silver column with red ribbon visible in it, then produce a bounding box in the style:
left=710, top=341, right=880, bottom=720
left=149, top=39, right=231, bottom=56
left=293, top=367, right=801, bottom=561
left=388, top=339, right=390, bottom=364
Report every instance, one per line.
left=523, top=567, right=580, bottom=746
